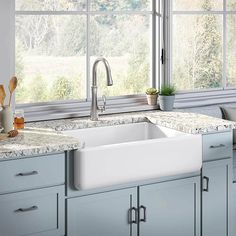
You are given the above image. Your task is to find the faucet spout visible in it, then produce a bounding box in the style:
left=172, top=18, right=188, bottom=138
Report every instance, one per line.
left=92, top=58, right=113, bottom=87
left=90, top=58, right=113, bottom=121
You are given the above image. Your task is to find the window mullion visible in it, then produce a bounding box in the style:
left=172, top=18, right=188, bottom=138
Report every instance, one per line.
left=151, top=0, right=157, bottom=88
left=86, top=0, right=91, bottom=100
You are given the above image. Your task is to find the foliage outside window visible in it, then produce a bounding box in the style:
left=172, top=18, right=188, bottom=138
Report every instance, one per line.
left=15, top=0, right=154, bottom=104
left=171, top=0, right=236, bottom=91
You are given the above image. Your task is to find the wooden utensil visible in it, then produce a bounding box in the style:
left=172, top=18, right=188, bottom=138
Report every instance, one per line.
left=0, top=85, right=6, bottom=107
left=8, top=76, right=18, bottom=106
left=0, top=133, right=8, bottom=141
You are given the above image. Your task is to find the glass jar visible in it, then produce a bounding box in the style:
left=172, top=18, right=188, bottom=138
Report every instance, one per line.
left=14, top=109, right=24, bottom=130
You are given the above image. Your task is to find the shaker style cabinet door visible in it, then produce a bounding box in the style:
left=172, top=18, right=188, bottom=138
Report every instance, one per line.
left=202, top=159, right=231, bottom=236
left=67, top=187, right=137, bottom=236
left=139, top=177, right=200, bottom=236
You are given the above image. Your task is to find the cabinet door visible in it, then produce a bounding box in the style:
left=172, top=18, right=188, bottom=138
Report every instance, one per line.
left=139, top=177, right=200, bottom=236
left=0, top=186, right=64, bottom=236
left=232, top=183, right=236, bottom=236
left=67, top=187, right=137, bottom=236
left=202, top=159, right=232, bottom=236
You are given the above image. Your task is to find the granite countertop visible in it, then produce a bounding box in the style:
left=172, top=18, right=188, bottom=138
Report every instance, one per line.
left=0, top=128, right=81, bottom=159
left=28, top=111, right=236, bottom=134
left=1, top=110, right=236, bottom=160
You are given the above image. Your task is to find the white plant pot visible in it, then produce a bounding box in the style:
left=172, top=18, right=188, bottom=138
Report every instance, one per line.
left=159, top=95, right=175, bottom=111
left=0, top=106, right=13, bottom=133
left=146, top=94, right=158, bottom=106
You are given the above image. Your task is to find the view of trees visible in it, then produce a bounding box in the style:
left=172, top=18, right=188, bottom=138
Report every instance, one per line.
left=172, top=0, right=236, bottom=91
left=15, top=0, right=151, bottom=104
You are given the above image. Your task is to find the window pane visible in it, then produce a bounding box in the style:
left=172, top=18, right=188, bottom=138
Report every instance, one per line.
left=227, top=0, right=236, bottom=10
left=16, top=0, right=86, bottom=11
left=91, top=0, right=151, bottom=11
left=15, top=15, right=86, bottom=104
left=227, top=15, right=236, bottom=87
left=172, top=15, right=223, bottom=90
left=90, top=15, right=151, bottom=97
left=172, top=0, right=223, bottom=11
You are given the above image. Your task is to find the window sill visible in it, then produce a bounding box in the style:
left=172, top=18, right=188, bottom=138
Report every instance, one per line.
left=17, top=89, right=236, bottom=122
left=17, top=95, right=158, bottom=122
left=175, top=89, right=236, bottom=108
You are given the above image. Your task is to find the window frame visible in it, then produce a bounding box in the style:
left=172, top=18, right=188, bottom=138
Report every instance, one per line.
left=14, top=0, right=162, bottom=121
left=4, top=0, right=236, bottom=122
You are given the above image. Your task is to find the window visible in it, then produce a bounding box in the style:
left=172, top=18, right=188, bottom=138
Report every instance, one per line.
left=15, top=0, right=159, bottom=104
left=171, top=0, right=236, bottom=92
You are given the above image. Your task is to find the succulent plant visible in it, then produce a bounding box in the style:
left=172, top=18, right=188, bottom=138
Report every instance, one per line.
left=160, top=85, right=176, bottom=96
left=146, top=88, right=158, bottom=95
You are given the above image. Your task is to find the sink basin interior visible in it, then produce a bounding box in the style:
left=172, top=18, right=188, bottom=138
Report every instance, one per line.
left=63, top=122, right=186, bottom=147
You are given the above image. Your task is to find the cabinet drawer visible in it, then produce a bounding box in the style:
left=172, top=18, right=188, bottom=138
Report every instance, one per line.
left=0, top=153, right=65, bottom=194
left=203, top=132, right=232, bottom=161
left=0, top=186, right=64, bottom=236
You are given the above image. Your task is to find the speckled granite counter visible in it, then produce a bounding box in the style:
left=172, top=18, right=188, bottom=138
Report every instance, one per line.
left=1, top=111, right=236, bottom=160
left=28, top=111, right=236, bottom=134
left=0, top=128, right=81, bottom=159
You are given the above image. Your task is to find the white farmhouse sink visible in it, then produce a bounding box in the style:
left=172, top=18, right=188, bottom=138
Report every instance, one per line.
left=63, top=122, right=202, bottom=190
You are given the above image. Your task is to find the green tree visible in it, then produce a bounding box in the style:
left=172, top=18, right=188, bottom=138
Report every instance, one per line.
left=126, top=36, right=149, bottom=94
left=30, top=75, right=48, bottom=102
left=52, top=77, right=74, bottom=100
left=15, top=39, right=27, bottom=103
left=193, top=0, right=222, bottom=89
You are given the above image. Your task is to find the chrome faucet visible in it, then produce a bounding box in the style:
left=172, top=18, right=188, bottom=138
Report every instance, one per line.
left=90, top=58, right=113, bottom=121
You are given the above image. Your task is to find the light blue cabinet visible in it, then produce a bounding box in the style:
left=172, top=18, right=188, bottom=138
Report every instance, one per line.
left=139, top=177, right=200, bottom=236
left=67, top=187, right=137, bottom=236
left=67, top=176, right=200, bottom=236
left=0, top=153, right=66, bottom=236
left=0, top=186, right=65, bottom=236
left=202, top=159, right=232, bottom=236
left=0, top=130, right=234, bottom=236
left=232, top=183, right=236, bottom=236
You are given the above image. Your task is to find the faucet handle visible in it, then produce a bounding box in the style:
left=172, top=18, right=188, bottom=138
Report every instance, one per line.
left=99, top=95, right=106, bottom=113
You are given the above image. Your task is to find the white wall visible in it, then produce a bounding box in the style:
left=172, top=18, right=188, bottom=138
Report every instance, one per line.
left=0, top=0, right=15, bottom=105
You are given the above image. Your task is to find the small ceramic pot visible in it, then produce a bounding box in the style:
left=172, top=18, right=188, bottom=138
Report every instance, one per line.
left=146, top=94, right=158, bottom=106
left=159, top=95, right=175, bottom=111
left=0, top=106, right=13, bottom=133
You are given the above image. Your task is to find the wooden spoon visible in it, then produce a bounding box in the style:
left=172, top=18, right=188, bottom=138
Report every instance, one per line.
left=8, top=76, right=18, bottom=106
left=0, top=85, right=6, bottom=107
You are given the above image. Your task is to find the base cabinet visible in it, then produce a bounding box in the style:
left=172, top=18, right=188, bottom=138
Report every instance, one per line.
left=0, top=186, right=64, bottom=236
left=202, top=159, right=231, bottom=236
left=232, top=183, right=236, bottom=236
left=139, top=177, right=200, bottom=236
left=67, top=176, right=200, bottom=236
left=67, top=188, right=137, bottom=236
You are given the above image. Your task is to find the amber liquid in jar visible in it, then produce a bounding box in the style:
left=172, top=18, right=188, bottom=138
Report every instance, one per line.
left=14, top=117, right=24, bottom=130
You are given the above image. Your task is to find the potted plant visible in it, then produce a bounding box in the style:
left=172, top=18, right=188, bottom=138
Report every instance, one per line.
left=146, top=88, right=158, bottom=106
left=159, top=85, right=176, bottom=111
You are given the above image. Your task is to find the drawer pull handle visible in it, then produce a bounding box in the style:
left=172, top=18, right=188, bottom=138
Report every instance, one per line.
left=203, top=176, right=209, bottom=192
left=140, top=205, right=147, bottom=222
left=16, top=171, right=38, bottom=177
left=128, top=207, right=138, bottom=224
left=15, top=206, right=38, bottom=213
left=209, top=144, right=225, bottom=149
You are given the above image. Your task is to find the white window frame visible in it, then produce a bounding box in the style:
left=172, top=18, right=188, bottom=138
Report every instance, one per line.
left=0, top=0, right=15, bottom=109
left=167, top=0, right=236, bottom=108
left=13, top=0, right=161, bottom=121
left=3, top=1, right=236, bottom=122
